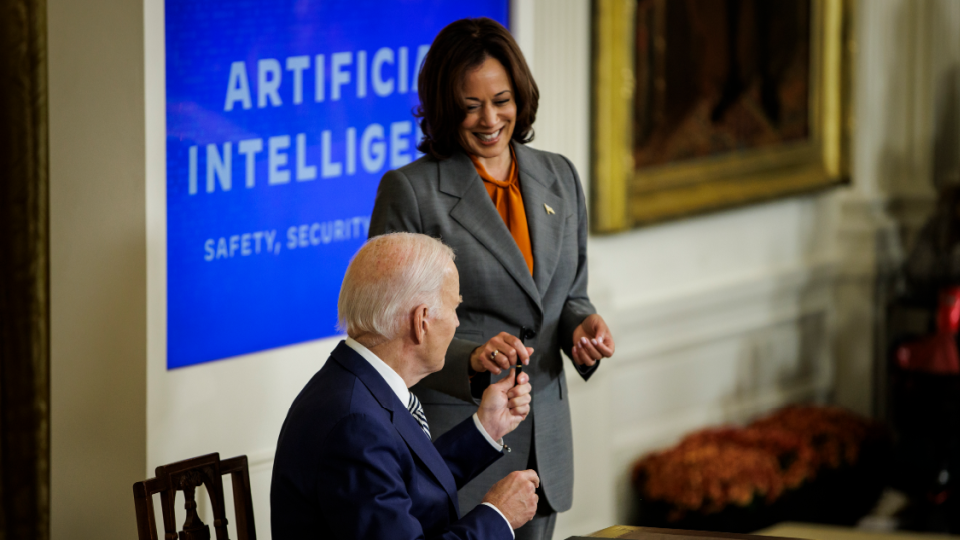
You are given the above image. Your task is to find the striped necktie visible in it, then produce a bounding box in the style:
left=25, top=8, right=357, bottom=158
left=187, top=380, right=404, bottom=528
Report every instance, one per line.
left=407, top=392, right=431, bottom=440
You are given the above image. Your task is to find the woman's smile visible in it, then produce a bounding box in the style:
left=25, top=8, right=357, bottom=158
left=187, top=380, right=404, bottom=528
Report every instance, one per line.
left=474, top=128, right=502, bottom=143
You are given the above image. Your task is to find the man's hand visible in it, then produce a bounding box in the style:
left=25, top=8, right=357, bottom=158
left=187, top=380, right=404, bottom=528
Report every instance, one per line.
left=482, top=470, right=540, bottom=529
left=470, top=332, right=534, bottom=375
left=476, top=370, right=531, bottom=442
left=571, top=313, right=615, bottom=367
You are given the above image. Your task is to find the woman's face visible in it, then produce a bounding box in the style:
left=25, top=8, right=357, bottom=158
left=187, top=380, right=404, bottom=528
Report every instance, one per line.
left=458, top=56, right=516, bottom=160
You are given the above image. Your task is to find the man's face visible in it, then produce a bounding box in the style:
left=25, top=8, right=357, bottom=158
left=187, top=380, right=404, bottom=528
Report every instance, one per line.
left=424, top=260, right=461, bottom=374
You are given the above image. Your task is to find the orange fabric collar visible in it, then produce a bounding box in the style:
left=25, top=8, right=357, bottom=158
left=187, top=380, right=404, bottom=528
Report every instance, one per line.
left=469, top=147, right=518, bottom=186
left=468, top=147, right=534, bottom=274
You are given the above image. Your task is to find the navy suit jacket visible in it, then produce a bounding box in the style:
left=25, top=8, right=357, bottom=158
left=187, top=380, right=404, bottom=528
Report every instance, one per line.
left=271, top=341, right=512, bottom=540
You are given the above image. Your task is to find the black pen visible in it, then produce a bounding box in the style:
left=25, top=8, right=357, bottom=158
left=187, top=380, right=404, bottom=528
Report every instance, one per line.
left=517, top=326, right=536, bottom=385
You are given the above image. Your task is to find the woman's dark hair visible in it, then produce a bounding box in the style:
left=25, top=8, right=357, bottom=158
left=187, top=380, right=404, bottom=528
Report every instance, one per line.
left=415, top=18, right=539, bottom=160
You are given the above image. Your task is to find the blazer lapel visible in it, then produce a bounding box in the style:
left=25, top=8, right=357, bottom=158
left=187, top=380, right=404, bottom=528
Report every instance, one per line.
left=331, top=342, right=461, bottom=513
left=439, top=152, right=542, bottom=313
left=390, top=403, right=462, bottom=516
left=514, top=143, right=565, bottom=296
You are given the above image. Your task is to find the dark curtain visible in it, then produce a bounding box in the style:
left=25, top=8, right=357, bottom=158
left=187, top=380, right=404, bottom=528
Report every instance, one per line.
left=0, top=0, right=50, bottom=538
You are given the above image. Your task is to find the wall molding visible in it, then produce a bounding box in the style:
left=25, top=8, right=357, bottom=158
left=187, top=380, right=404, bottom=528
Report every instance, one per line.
left=602, top=259, right=837, bottom=366
left=610, top=377, right=832, bottom=455
left=246, top=447, right=275, bottom=472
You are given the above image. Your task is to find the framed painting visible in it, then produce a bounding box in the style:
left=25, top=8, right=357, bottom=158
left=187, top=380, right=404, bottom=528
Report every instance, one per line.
left=591, top=0, right=853, bottom=232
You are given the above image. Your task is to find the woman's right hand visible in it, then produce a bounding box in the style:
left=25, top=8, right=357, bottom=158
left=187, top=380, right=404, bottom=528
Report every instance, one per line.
left=470, top=332, right=533, bottom=375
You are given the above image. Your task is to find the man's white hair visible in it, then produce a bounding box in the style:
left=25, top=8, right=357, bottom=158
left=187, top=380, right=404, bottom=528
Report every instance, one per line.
left=338, top=232, right=456, bottom=342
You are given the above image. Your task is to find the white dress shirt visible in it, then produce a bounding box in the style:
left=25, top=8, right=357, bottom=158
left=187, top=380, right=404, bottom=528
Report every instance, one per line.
left=344, top=338, right=514, bottom=536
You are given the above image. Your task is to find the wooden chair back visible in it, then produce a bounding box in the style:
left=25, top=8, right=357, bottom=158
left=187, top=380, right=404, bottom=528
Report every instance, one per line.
left=132, top=453, right=256, bottom=540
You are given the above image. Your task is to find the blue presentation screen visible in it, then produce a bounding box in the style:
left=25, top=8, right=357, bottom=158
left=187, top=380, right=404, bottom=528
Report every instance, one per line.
left=166, top=0, right=509, bottom=369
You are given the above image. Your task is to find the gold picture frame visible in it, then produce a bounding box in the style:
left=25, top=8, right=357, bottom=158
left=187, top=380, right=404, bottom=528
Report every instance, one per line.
left=591, top=0, right=853, bottom=233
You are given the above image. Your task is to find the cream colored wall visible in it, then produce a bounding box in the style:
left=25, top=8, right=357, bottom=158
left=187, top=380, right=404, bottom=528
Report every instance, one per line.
left=514, top=3, right=833, bottom=534
left=518, top=0, right=959, bottom=538
left=525, top=5, right=838, bottom=536
left=48, top=0, right=147, bottom=538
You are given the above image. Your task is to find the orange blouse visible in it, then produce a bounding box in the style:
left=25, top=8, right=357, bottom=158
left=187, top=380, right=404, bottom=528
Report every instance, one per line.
left=469, top=147, right=534, bottom=274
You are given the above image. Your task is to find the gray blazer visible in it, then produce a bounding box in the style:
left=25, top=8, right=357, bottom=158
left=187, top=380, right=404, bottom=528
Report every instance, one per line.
left=368, top=141, right=598, bottom=513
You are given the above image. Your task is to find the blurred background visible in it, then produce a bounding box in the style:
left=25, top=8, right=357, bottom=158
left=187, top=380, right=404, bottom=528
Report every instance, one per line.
left=2, top=0, right=959, bottom=539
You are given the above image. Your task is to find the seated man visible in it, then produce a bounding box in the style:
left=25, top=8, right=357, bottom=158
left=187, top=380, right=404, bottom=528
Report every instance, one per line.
left=271, top=232, right=539, bottom=539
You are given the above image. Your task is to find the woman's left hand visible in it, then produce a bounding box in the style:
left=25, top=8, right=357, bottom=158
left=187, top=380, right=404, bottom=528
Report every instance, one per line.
left=571, top=314, right=615, bottom=367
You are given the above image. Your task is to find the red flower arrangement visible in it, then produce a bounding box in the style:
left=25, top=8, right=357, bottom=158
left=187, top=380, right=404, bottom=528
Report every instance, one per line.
left=632, top=405, right=884, bottom=522
left=751, top=405, right=879, bottom=470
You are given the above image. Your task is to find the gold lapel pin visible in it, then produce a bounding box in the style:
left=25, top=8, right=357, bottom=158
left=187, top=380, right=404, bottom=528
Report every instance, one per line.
left=544, top=203, right=555, bottom=215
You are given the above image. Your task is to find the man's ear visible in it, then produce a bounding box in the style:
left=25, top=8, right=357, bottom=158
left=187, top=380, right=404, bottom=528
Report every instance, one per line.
left=411, top=304, right=429, bottom=344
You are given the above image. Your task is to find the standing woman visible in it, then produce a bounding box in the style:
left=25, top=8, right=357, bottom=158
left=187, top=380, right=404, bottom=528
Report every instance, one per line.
left=369, top=18, right=614, bottom=539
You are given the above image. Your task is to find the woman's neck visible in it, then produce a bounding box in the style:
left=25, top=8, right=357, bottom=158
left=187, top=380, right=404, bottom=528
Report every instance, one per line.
left=472, top=150, right=513, bottom=182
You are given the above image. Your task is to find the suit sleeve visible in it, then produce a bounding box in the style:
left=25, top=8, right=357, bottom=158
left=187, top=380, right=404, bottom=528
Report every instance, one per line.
left=369, top=168, right=480, bottom=403
left=316, top=413, right=511, bottom=540
left=370, top=168, right=423, bottom=237
left=557, top=156, right=600, bottom=381
left=434, top=416, right=504, bottom=489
